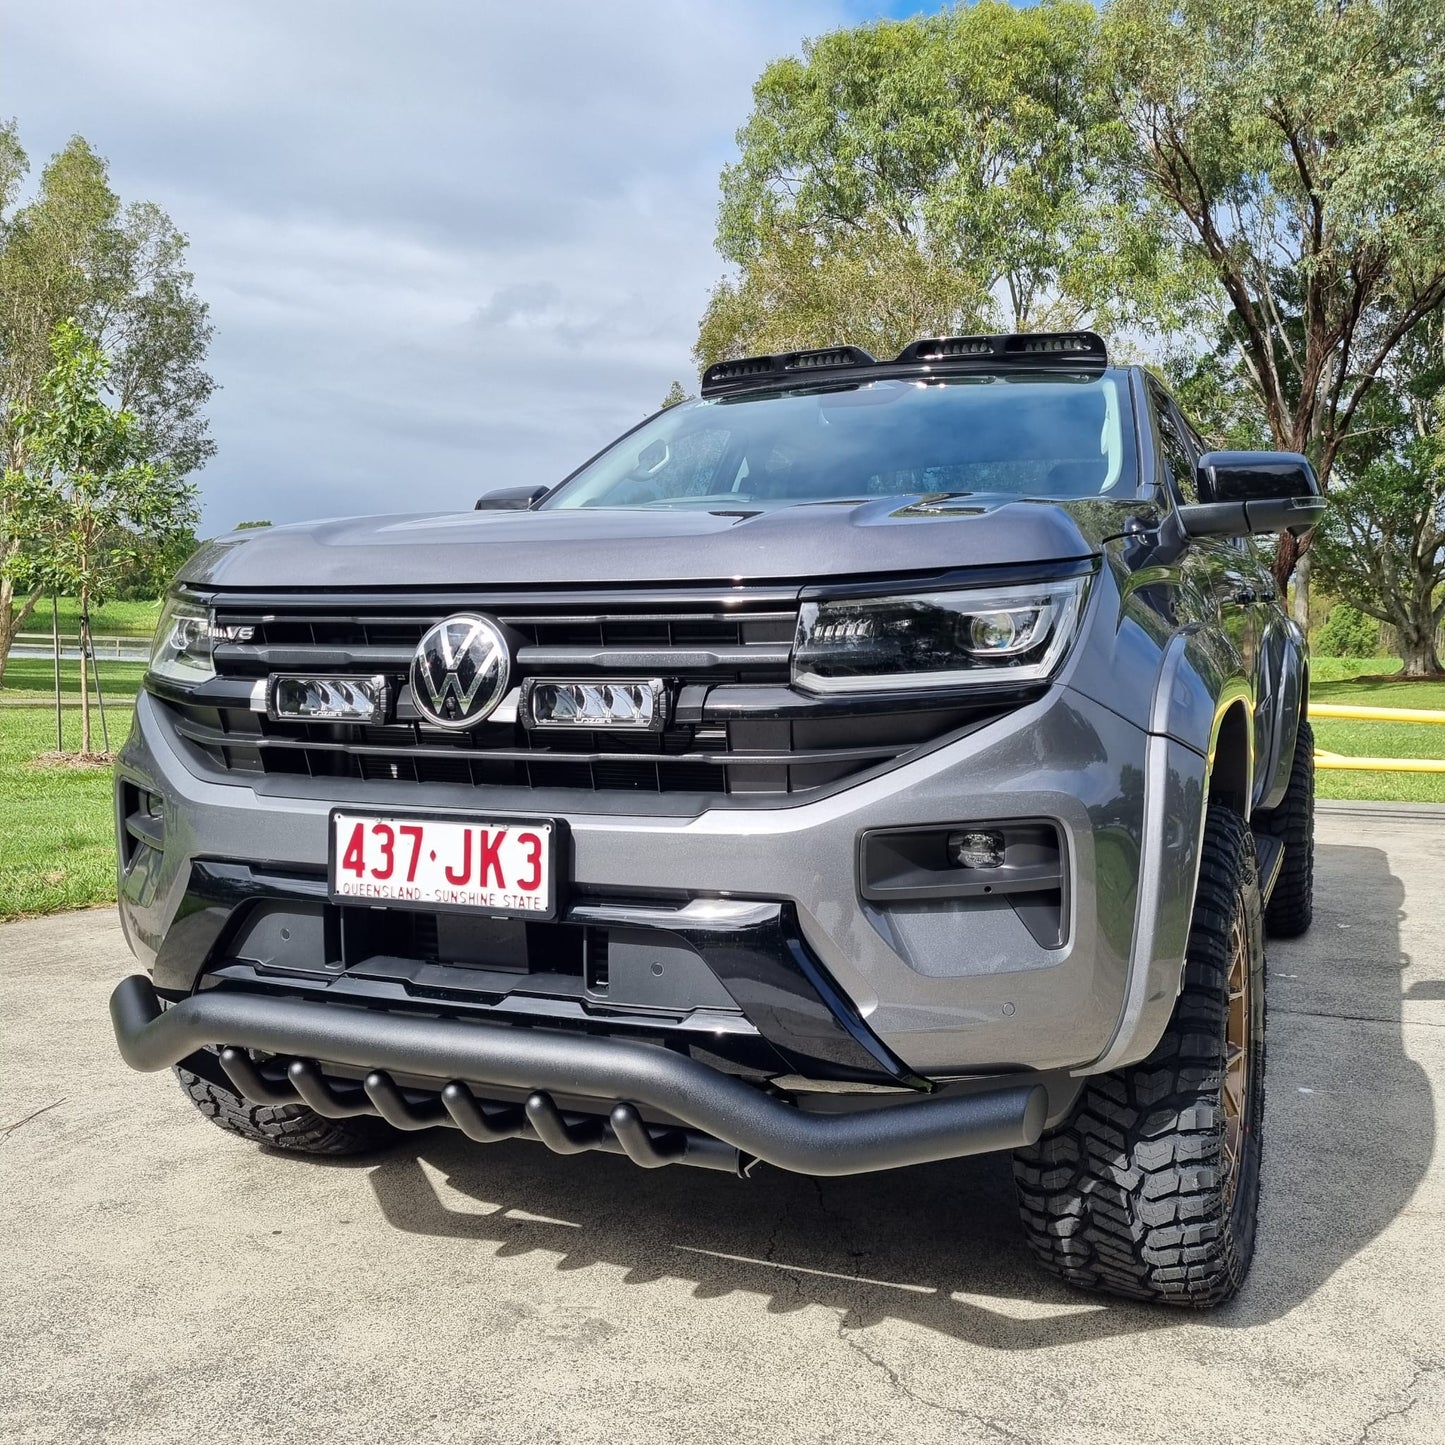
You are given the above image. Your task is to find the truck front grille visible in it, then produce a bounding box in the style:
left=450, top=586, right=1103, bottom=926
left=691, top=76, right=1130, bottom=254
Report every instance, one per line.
left=157, top=590, right=1011, bottom=797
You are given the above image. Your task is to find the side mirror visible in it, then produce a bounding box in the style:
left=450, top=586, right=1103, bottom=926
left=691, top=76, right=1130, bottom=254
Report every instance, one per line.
left=1179, top=451, right=1325, bottom=537
left=474, top=485, right=549, bottom=511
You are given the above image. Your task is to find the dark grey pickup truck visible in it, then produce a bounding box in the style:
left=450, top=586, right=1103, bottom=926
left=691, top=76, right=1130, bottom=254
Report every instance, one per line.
left=109, top=331, right=1321, bottom=1307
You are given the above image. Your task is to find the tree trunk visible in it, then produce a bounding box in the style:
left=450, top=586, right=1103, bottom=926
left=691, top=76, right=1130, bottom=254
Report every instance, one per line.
left=1291, top=549, right=1312, bottom=636
left=52, top=594, right=63, bottom=752
left=79, top=591, right=92, bottom=756
left=1397, top=568, right=1444, bottom=677
left=0, top=577, right=44, bottom=690
left=1398, top=621, right=1443, bottom=678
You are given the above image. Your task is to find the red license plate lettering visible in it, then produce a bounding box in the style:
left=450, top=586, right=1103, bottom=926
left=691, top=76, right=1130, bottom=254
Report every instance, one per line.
left=330, top=814, right=555, bottom=918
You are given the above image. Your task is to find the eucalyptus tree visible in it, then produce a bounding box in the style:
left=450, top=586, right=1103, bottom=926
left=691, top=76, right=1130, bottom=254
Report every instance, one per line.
left=0, top=124, right=214, bottom=678
left=1103, top=0, right=1445, bottom=607
left=696, top=0, right=1168, bottom=366
left=4, top=322, right=197, bottom=748
left=701, top=0, right=1445, bottom=627
left=1311, top=318, right=1445, bottom=677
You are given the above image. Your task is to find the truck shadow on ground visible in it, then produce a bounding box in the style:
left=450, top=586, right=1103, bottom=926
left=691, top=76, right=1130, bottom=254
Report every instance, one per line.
left=362, top=842, right=1432, bottom=1349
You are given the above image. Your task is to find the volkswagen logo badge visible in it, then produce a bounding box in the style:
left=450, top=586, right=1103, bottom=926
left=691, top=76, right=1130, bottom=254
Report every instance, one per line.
left=410, top=614, right=511, bottom=729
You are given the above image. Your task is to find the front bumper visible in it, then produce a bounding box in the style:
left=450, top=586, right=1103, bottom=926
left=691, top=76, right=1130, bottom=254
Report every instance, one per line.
left=116, top=682, right=1207, bottom=1077
left=110, top=974, right=1047, bottom=1177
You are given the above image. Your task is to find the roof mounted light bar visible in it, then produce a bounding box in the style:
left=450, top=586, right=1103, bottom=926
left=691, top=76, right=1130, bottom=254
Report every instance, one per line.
left=700, top=331, right=1107, bottom=398
left=701, top=345, right=878, bottom=396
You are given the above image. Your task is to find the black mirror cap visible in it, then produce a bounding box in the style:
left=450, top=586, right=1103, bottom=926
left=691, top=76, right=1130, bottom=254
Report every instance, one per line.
left=1178, top=494, right=1326, bottom=539
left=475, top=485, right=549, bottom=511
left=1195, top=450, right=1319, bottom=504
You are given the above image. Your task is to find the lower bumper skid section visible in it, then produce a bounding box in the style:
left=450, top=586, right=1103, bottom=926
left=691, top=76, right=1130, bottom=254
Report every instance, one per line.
left=218, top=1045, right=739, bottom=1172
left=110, top=975, right=1047, bottom=1177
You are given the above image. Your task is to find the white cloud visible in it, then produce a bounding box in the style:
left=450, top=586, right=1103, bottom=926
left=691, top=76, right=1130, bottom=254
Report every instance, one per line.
left=3, top=0, right=863, bottom=529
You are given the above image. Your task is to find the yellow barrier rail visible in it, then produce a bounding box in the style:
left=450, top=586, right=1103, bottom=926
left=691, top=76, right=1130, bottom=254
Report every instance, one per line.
left=1310, top=701, right=1445, bottom=772
left=1310, top=703, right=1445, bottom=725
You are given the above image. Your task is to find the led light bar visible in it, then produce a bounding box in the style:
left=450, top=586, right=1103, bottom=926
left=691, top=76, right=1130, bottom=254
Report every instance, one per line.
left=268, top=674, right=389, bottom=723
left=701, top=331, right=1107, bottom=397
left=522, top=678, right=666, bottom=731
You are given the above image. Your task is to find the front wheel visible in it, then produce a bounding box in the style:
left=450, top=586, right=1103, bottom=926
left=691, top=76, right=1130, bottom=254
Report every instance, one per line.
left=1012, top=806, right=1266, bottom=1307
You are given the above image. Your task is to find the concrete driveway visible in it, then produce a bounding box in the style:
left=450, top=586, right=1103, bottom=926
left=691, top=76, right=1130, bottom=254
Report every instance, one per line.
left=3, top=805, right=1442, bottom=1445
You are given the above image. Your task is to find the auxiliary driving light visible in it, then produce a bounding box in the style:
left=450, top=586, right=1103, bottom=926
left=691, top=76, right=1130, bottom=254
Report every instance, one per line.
left=522, top=678, right=665, bottom=731
left=268, top=675, right=389, bottom=722
left=948, top=829, right=1006, bottom=869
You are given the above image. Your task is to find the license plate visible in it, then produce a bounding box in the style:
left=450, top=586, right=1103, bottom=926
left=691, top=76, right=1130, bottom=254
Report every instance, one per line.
left=329, top=812, right=556, bottom=917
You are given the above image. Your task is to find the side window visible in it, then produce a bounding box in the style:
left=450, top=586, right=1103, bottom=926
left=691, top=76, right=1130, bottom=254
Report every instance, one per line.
left=1152, top=391, right=1198, bottom=502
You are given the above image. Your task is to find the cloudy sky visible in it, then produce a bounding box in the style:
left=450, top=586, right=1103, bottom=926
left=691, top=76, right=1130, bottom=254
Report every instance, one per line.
left=5, top=0, right=938, bottom=533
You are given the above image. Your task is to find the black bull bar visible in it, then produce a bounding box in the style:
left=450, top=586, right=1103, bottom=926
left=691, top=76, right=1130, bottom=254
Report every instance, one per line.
left=110, top=975, right=1047, bottom=1177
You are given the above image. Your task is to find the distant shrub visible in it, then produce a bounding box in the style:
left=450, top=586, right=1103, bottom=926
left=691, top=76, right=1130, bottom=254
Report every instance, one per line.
left=1317, top=604, right=1380, bottom=658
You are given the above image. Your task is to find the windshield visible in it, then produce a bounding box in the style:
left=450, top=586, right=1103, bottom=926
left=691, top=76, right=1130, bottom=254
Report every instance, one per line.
left=545, top=372, right=1137, bottom=512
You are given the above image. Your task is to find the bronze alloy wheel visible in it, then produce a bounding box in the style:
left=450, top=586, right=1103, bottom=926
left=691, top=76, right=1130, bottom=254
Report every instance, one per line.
left=1221, top=905, right=1252, bottom=1210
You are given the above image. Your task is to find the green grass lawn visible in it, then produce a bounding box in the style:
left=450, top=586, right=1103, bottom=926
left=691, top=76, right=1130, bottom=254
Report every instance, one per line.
left=0, top=702, right=133, bottom=921
left=19, top=596, right=163, bottom=640
left=0, top=651, right=1440, bottom=921
left=1308, top=655, right=1395, bottom=683
left=1310, top=664, right=1445, bottom=803
left=3, top=656, right=147, bottom=702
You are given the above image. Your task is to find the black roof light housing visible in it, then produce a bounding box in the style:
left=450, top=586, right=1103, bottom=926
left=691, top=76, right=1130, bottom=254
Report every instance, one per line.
left=700, top=345, right=878, bottom=397
left=700, top=331, right=1108, bottom=399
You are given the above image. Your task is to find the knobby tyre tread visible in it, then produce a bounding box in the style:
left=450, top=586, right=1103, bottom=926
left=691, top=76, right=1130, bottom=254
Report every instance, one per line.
left=175, top=1063, right=391, bottom=1156
left=1012, top=806, right=1266, bottom=1307
left=1254, top=718, right=1314, bottom=939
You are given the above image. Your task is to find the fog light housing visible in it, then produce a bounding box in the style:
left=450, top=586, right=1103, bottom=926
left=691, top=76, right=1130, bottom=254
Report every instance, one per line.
left=522, top=678, right=665, bottom=730
left=268, top=675, right=388, bottom=722
left=859, top=820, right=1067, bottom=949
left=948, top=829, right=1005, bottom=869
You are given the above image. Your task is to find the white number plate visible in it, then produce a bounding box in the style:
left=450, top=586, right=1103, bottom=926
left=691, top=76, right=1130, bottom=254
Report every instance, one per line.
left=329, top=812, right=556, bottom=916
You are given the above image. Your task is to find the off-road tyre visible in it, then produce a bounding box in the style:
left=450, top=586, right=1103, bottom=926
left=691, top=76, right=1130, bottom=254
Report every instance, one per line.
left=1253, top=718, right=1314, bottom=939
left=175, top=1060, right=392, bottom=1156
left=1012, top=806, right=1266, bottom=1307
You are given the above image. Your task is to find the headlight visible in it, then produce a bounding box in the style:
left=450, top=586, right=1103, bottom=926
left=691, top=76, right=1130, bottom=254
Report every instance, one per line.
left=148, top=595, right=216, bottom=685
left=792, top=576, right=1089, bottom=694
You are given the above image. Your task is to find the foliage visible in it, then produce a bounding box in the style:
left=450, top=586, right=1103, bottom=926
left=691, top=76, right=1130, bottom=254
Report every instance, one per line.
left=698, top=220, right=998, bottom=365
left=97, top=523, right=198, bottom=599
left=2, top=322, right=196, bottom=745
left=6, top=322, right=197, bottom=600
left=702, top=0, right=1445, bottom=611
left=0, top=125, right=215, bottom=474
left=697, top=0, right=1182, bottom=366
left=1, top=124, right=214, bottom=675
left=1311, top=315, right=1445, bottom=676
left=1102, top=0, right=1445, bottom=594
left=234, top=518, right=272, bottom=529
left=1316, top=603, right=1380, bottom=659
left=659, top=382, right=692, bottom=410
left=1312, top=453, right=1445, bottom=674
left=1162, top=347, right=1273, bottom=453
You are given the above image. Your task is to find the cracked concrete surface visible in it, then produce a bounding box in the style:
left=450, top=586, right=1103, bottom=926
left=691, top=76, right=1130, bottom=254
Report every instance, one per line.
left=2, top=808, right=1442, bottom=1444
